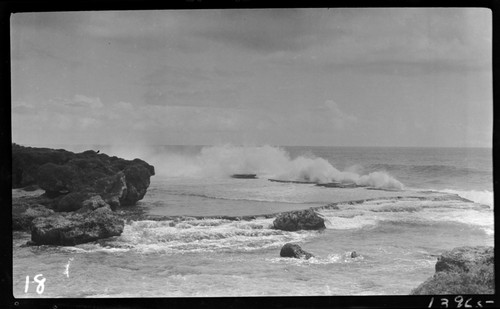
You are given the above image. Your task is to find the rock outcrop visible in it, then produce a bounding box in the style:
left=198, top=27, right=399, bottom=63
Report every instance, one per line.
left=13, top=202, right=55, bottom=231
left=411, top=246, right=494, bottom=295
left=12, top=144, right=155, bottom=211
left=31, top=205, right=124, bottom=246
left=12, top=144, right=74, bottom=188
left=434, top=246, right=494, bottom=273
left=280, top=243, right=314, bottom=260
left=273, top=208, right=325, bottom=231
left=12, top=144, right=155, bottom=246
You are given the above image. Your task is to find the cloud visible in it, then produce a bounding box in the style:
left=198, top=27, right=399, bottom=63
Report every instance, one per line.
left=12, top=9, right=490, bottom=72
left=267, top=8, right=491, bottom=74
left=11, top=10, right=334, bottom=55
left=71, top=94, right=104, bottom=109
left=190, top=10, right=322, bottom=53
left=12, top=101, right=36, bottom=114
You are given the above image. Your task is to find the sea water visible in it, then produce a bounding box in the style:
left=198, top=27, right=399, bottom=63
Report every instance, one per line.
left=12, top=145, right=494, bottom=297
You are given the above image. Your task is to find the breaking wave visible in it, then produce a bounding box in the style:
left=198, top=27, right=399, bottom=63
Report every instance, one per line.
left=96, top=218, right=318, bottom=254
left=128, top=145, right=403, bottom=190
left=317, top=197, right=493, bottom=235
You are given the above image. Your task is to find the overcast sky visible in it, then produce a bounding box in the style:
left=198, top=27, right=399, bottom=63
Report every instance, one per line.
left=11, top=8, right=492, bottom=147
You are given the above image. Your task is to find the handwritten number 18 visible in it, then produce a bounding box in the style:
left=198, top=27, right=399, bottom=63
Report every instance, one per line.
left=24, top=274, right=46, bottom=295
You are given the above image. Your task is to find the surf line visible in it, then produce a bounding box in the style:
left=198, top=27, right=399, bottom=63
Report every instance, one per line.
left=130, top=193, right=456, bottom=224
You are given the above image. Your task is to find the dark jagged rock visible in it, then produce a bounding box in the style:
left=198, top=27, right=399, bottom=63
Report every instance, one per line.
left=316, top=182, right=359, bottom=188
left=435, top=246, right=494, bottom=273
left=37, top=163, right=79, bottom=196
left=231, top=174, right=257, bottom=179
left=121, top=164, right=154, bottom=205
left=280, top=243, right=314, bottom=260
left=12, top=202, right=55, bottom=231
left=411, top=246, right=494, bottom=295
left=351, top=251, right=359, bottom=258
left=78, top=195, right=110, bottom=213
left=30, top=205, right=124, bottom=246
left=94, top=172, right=127, bottom=210
left=12, top=144, right=155, bottom=210
left=12, top=143, right=74, bottom=188
left=273, top=208, right=325, bottom=231
left=12, top=144, right=154, bottom=244
left=56, top=191, right=92, bottom=212
left=268, top=179, right=316, bottom=184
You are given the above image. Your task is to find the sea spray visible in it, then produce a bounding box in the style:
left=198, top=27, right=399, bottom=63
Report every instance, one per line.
left=108, top=144, right=404, bottom=190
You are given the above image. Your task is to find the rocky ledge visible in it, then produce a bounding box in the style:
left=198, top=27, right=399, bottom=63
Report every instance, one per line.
left=12, top=144, right=155, bottom=246
left=411, top=246, right=494, bottom=294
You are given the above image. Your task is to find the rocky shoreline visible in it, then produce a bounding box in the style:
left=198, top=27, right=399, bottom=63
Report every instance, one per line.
left=12, top=144, right=155, bottom=246
left=411, top=246, right=494, bottom=294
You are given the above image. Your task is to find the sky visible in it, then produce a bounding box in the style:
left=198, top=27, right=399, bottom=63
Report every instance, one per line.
left=11, top=8, right=492, bottom=147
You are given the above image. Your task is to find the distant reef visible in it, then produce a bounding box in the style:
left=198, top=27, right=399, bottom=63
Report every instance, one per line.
left=411, top=246, right=494, bottom=294
left=12, top=143, right=155, bottom=246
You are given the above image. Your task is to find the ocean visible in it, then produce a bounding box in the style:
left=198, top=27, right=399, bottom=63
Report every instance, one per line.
left=12, top=145, right=494, bottom=297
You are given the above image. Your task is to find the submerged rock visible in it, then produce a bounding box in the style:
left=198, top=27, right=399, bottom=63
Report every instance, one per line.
left=411, top=246, right=494, bottom=295
left=316, top=182, right=359, bottom=188
left=231, top=174, right=257, bottom=179
left=350, top=251, right=359, bottom=258
left=280, top=243, right=314, bottom=260
left=273, top=208, right=325, bottom=231
left=30, top=206, right=124, bottom=246
left=268, top=179, right=316, bottom=184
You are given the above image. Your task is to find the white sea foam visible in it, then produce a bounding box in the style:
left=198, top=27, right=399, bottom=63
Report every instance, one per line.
left=318, top=197, right=494, bottom=235
left=106, top=218, right=317, bottom=254
left=267, top=251, right=364, bottom=265
left=441, top=189, right=494, bottom=208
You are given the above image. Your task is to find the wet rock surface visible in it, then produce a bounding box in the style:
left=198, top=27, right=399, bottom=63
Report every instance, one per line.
left=273, top=208, right=325, bottom=231
left=30, top=205, right=124, bottom=246
left=280, top=243, right=314, bottom=260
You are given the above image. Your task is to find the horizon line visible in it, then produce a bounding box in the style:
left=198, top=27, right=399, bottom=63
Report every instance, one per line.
left=11, top=142, right=494, bottom=150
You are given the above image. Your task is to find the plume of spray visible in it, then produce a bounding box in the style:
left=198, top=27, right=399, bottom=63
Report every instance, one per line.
left=109, top=144, right=403, bottom=190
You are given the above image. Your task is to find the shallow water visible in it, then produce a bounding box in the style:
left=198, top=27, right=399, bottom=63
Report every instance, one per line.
left=13, top=192, right=493, bottom=297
